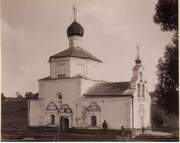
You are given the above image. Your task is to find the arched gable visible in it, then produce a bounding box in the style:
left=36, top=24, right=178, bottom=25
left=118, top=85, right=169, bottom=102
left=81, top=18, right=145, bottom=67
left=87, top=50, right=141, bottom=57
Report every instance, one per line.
left=46, top=101, right=58, bottom=110
left=86, top=102, right=100, bottom=112
left=59, top=104, right=72, bottom=113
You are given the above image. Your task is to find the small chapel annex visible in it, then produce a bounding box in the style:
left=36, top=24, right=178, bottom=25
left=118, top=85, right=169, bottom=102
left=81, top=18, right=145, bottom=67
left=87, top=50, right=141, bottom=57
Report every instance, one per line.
left=28, top=7, right=151, bottom=131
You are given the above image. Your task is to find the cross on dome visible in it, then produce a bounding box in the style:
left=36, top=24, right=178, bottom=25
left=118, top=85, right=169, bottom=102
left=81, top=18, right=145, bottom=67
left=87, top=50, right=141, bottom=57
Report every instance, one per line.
left=67, top=4, right=84, bottom=37
left=137, top=44, right=140, bottom=59
left=73, top=4, right=77, bottom=21
left=135, top=44, right=141, bottom=64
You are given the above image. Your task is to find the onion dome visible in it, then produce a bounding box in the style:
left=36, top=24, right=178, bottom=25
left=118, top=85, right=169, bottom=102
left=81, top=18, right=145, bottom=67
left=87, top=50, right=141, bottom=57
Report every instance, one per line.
left=135, top=58, right=141, bottom=64
left=67, top=21, right=84, bottom=37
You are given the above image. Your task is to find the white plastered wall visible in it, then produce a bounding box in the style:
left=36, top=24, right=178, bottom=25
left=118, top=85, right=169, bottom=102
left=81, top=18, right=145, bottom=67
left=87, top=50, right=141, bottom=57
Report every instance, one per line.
left=29, top=100, right=45, bottom=126
left=80, top=97, right=132, bottom=129
left=49, top=56, right=102, bottom=80
left=69, top=57, right=102, bottom=80
left=38, top=78, right=81, bottom=127
left=50, top=57, right=71, bottom=78
left=132, top=68, right=151, bottom=129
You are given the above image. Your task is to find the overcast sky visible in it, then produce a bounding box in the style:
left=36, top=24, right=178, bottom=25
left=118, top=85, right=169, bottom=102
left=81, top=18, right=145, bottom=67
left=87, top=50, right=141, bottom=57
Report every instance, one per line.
left=2, top=0, right=174, bottom=97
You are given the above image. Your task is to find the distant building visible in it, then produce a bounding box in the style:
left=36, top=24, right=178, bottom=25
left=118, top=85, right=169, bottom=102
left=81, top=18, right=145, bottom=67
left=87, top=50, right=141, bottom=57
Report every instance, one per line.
left=28, top=7, right=151, bottom=131
left=4, top=97, right=18, bottom=102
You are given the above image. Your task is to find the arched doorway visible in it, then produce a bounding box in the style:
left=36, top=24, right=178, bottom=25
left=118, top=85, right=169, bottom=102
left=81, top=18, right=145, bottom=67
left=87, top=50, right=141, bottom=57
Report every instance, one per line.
left=60, top=116, right=69, bottom=132
left=58, top=104, right=72, bottom=132
left=86, top=102, right=101, bottom=128
left=91, top=116, right=97, bottom=126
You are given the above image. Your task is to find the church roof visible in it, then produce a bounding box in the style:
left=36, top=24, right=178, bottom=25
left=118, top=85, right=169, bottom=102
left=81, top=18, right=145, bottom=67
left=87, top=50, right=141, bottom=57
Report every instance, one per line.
left=38, top=75, right=105, bottom=82
left=49, top=47, right=102, bottom=62
left=84, top=82, right=134, bottom=97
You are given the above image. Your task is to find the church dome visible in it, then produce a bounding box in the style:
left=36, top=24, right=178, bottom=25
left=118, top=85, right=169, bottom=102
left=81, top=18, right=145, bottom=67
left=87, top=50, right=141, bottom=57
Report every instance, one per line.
left=67, top=21, right=84, bottom=37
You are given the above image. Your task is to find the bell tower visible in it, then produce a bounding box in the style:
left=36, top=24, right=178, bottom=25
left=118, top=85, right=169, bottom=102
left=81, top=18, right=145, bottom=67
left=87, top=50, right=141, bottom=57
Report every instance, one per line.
left=48, top=5, right=102, bottom=80
left=130, top=45, right=145, bottom=88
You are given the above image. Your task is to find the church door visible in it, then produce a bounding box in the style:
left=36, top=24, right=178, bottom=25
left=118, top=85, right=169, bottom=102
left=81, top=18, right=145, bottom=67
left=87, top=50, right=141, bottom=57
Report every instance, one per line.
left=60, top=117, right=69, bottom=132
left=91, top=116, right=97, bottom=126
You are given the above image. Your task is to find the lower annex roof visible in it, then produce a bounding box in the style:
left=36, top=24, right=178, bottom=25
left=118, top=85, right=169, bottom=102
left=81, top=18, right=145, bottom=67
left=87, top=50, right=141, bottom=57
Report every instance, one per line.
left=84, top=82, right=134, bottom=97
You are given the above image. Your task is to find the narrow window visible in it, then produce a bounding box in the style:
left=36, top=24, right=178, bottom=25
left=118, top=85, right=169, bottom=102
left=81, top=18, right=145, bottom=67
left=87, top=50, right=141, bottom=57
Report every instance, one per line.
left=138, top=83, right=141, bottom=97
left=140, top=72, right=143, bottom=81
left=58, top=94, right=62, bottom=99
left=76, top=64, right=84, bottom=76
left=50, top=115, right=55, bottom=124
left=91, top=116, right=97, bottom=126
left=142, top=84, right=145, bottom=97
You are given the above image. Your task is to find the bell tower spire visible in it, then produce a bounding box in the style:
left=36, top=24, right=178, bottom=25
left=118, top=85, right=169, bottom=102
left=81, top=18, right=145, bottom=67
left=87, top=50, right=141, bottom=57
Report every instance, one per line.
left=135, top=44, right=141, bottom=64
left=130, top=44, right=144, bottom=88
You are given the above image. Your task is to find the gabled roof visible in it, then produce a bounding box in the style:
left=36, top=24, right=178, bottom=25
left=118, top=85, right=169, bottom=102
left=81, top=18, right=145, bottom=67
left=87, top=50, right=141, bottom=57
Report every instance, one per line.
left=49, top=47, right=102, bottom=62
left=84, top=82, right=134, bottom=97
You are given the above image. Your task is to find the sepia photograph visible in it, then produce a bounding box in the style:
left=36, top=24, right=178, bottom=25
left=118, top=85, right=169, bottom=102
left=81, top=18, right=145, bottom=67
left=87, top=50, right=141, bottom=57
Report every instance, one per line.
left=1, top=0, right=179, bottom=141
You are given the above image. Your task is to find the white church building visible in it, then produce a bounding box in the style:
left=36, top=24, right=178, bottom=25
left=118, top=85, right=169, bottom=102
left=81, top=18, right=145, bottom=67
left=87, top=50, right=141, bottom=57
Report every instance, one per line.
left=28, top=8, right=151, bottom=131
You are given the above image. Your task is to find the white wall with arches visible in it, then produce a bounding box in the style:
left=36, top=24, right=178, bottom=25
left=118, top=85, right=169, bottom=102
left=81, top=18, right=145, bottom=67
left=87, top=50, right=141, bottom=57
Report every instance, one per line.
left=80, top=97, right=132, bottom=129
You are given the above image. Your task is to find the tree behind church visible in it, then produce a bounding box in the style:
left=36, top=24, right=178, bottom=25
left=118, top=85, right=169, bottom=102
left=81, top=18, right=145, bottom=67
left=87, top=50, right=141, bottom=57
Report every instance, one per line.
left=25, top=92, right=34, bottom=99
left=153, top=0, right=178, bottom=116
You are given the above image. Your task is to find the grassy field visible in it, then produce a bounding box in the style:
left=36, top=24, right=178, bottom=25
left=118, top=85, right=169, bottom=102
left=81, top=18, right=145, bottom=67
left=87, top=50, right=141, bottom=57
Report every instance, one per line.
left=1, top=99, right=28, bottom=129
left=2, top=129, right=179, bottom=142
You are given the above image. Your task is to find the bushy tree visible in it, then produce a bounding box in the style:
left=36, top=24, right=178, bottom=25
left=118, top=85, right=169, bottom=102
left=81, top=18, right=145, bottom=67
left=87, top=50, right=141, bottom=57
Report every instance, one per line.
left=25, top=92, right=34, bottom=99
left=155, top=37, right=178, bottom=115
left=1, top=93, right=5, bottom=101
left=154, top=0, right=178, bottom=32
left=25, top=92, right=39, bottom=99
left=153, top=0, right=178, bottom=115
left=33, top=93, right=39, bottom=99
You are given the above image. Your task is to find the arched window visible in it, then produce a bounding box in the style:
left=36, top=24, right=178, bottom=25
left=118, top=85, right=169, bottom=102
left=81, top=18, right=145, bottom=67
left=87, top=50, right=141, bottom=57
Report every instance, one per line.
left=91, top=116, right=97, bottom=126
left=137, top=83, right=141, bottom=97
left=56, top=92, right=62, bottom=100
left=58, top=94, right=62, bottom=99
left=142, top=84, right=145, bottom=97
left=140, top=72, right=143, bottom=81
left=50, top=114, right=55, bottom=124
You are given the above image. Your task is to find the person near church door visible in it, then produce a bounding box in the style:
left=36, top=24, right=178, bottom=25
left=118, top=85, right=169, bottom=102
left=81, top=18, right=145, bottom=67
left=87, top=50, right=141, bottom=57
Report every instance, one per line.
left=102, top=120, right=107, bottom=132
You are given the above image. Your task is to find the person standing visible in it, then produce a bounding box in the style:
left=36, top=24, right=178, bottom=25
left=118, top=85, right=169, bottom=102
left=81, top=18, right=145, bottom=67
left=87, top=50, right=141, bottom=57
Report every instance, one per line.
left=102, top=120, right=107, bottom=132
left=142, top=127, right=145, bottom=133
left=121, top=126, right=125, bottom=141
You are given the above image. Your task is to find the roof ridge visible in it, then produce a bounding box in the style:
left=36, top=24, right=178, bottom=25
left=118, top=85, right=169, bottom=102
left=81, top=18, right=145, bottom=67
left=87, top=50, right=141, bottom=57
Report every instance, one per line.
left=49, top=47, right=102, bottom=62
left=98, top=81, right=130, bottom=84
